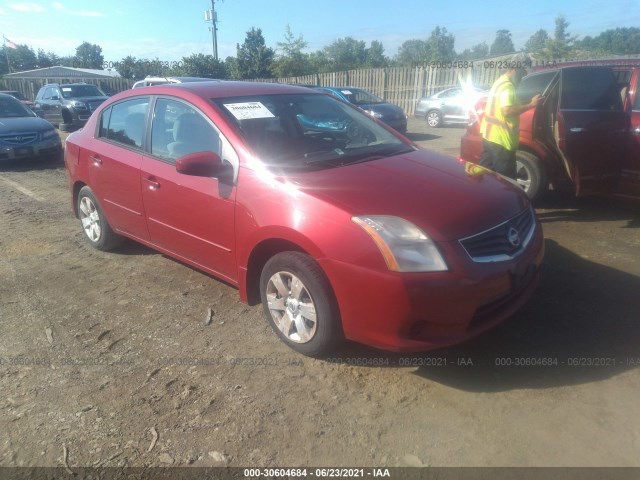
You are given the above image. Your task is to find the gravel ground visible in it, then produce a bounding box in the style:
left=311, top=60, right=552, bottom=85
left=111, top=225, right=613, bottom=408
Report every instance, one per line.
left=0, top=118, right=639, bottom=470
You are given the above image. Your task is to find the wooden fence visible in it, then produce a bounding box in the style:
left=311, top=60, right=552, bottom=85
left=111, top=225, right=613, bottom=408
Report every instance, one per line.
left=0, top=77, right=134, bottom=102
left=261, top=65, right=504, bottom=115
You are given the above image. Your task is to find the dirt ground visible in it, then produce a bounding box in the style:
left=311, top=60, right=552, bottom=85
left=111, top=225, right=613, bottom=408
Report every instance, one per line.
left=1, top=118, right=639, bottom=470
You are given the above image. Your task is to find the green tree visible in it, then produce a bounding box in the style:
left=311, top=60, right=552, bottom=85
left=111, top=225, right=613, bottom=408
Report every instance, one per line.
left=74, top=42, right=104, bottom=69
left=323, top=37, right=367, bottom=71
left=272, top=25, right=311, bottom=77
left=576, top=27, right=640, bottom=55
left=0, top=44, right=37, bottom=74
left=236, top=27, right=275, bottom=79
left=425, top=26, right=456, bottom=62
left=180, top=53, right=226, bottom=78
left=365, top=40, right=388, bottom=67
left=524, top=29, right=549, bottom=54
left=224, top=56, right=240, bottom=79
left=36, top=49, right=60, bottom=68
left=490, top=30, right=515, bottom=56
left=395, top=39, right=429, bottom=66
left=307, top=51, right=332, bottom=74
left=543, top=15, right=575, bottom=60
left=459, top=42, right=489, bottom=60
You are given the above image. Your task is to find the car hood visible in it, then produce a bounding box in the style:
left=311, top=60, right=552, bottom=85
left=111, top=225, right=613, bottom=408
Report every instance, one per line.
left=0, top=116, right=55, bottom=133
left=357, top=102, right=404, bottom=116
left=286, top=149, right=530, bottom=241
left=67, top=96, right=109, bottom=103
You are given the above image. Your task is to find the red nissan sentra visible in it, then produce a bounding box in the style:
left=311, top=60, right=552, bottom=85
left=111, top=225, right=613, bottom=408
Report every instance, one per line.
left=64, top=81, right=544, bottom=356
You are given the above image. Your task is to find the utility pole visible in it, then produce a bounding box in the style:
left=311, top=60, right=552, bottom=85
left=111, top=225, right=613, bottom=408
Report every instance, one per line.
left=204, top=0, right=220, bottom=61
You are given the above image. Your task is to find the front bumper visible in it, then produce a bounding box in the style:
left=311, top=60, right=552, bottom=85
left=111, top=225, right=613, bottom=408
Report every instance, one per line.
left=0, top=137, right=63, bottom=162
left=319, top=219, right=544, bottom=352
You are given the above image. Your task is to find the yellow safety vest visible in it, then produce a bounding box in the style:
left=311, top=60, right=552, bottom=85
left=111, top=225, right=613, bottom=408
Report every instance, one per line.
left=480, top=74, right=519, bottom=151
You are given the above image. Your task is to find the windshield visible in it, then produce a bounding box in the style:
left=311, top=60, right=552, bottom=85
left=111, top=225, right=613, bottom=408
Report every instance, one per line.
left=339, top=88, right=384, bottom=105
left=214, top=93, right=413, bottom=171
left=4, top=91, right=27, bottom=101
left=60, top=85, right=105, bottom=98
left=0, top=96, right=35, bottom=118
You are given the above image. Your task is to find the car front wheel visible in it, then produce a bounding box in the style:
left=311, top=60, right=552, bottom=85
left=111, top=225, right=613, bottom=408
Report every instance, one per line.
left=77, top=186, right=123, bottom=251
left=515, top=151, right=547, bottom=201
left=260, top=252, right=342, bottom=356
left=426, top=110, right=442, bottom=128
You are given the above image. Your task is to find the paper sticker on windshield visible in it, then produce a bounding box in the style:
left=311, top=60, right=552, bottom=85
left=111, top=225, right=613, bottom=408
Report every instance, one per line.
left=224, top=102, right=275, bottom=120
left=340, top=90, right=353, bottom=95
left=62, top=88, right=72, bottom=92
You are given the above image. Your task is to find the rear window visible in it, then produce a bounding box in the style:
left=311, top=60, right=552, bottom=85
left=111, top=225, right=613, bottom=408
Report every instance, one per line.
left=560, top=68, right=623, bottom=111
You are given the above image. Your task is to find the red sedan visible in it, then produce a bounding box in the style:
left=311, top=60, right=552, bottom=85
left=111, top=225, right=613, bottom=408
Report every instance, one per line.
left=64, top=81, right=544, bottom=356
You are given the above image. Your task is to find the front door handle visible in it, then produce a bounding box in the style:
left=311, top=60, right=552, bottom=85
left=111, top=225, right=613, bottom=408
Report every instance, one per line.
left=144, top=177, right=161, bottom=190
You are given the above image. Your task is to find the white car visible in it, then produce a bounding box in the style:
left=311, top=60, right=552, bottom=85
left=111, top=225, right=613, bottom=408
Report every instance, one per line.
left=132, top=76, right=213, bottom=89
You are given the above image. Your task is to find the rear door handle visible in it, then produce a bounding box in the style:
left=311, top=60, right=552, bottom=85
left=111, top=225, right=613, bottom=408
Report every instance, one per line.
left=569, top=127, right=585, bottom=133
left=90, top=155, right=102, bottom=166
left=144, top=177, right=161, bottom=190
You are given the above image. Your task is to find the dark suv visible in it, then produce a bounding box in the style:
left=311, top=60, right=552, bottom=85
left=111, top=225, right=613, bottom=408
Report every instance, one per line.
left=460, top=64, right=639, bottom=200
left=34, top=83, right=109, bottom=131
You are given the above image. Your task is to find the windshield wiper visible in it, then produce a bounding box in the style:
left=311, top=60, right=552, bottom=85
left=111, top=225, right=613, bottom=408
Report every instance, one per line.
left=339, top=145, right=414, bottom=165
left=304, top=148, right=346, bottom=164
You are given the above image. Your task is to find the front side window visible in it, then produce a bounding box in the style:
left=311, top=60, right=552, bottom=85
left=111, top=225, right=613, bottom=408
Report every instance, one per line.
left=151, top=98, right=221, bottom=163
left=517, top=71, right=557, bottom=104
left=98, top=97, right=149, bottom=149
left=60, top=84, right=105, bottom=99
left=634, top=74, right=640, bottom=112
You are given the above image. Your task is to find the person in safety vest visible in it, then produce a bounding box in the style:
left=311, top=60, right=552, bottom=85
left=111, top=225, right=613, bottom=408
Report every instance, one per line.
left=479, top=53, right=543, bottom=179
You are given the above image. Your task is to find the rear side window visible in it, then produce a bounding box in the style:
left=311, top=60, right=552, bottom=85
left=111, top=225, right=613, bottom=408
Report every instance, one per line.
left=98, top=97, right=149, bottom=149
left=634, top=74, right=640, bottom=111
left=560, top=68, right=623, bottom=111
left=517, top=71, right=556, bottom=103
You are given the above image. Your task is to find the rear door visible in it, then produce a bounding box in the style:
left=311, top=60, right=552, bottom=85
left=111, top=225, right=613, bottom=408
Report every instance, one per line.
left=618, top=68, right=640, bottom=198
left=556, top=67, right=629, bottom=195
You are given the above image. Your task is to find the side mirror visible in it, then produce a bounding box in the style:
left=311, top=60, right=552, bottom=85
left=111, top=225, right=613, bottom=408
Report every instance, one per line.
left=175, top=151, right=228, bottom=178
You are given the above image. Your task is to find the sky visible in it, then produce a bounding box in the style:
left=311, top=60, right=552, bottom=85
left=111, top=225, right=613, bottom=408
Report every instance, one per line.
left=0, top=0, right=638, bottom=64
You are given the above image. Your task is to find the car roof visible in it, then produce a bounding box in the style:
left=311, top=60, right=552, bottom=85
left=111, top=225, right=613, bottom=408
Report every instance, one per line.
left=116, top=81, right=325, bottom=101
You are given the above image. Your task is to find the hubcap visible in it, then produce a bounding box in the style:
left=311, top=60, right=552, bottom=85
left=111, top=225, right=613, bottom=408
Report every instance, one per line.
left=516, top=160, right=531, bottom=192
left=427, top=112, right=440, bottom=127
left=79, top=197, right=102, bottom=242
left=266, top=271, right=317, bottom=344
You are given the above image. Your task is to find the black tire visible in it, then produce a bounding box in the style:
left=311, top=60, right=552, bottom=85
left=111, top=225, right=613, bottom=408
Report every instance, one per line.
left=515, top=151, right=547, bottom=201
left=260, top=252, right=342, bottom=356
left=77, top=186, right=123, bottom=251
left=425, top=109, right=442, bottom=128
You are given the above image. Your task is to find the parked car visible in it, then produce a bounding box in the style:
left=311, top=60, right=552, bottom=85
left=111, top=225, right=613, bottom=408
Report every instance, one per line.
left=0, top=93, right=62, bottom=164
left=312, top=86, right=408, bottom=133
left=415, top=86, right=487, bottom=128
left=64, top=81, right=543, bottom=356
left=132, top=76, right=213, bottom=88
left=0, top=90, right=34, bottom=110
left=460, top=65, right=639, bottom=200
left=34, top=83, right=109, bottom=131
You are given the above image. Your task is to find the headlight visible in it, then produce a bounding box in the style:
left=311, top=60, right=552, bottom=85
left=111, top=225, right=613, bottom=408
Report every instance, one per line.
left=42, top=129, right=58, bottom=139
left=71, top=101, right=87, bottom=109
left=365, top=110, right=383, bottom=119
left=352, top=215, right=448, bottom=272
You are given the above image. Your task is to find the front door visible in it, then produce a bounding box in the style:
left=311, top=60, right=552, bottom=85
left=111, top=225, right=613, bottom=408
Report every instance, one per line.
left=140, top=97, right=238, bottom=282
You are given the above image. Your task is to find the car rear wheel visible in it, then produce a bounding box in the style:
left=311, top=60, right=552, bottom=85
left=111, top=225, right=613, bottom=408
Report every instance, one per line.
left=426, top=110, right=442, bottom=128
left=515, top=151, right=547, bottom=201
left=77, top=186, right=123, bottom=251
left=260, top=252, right=342, bottom=356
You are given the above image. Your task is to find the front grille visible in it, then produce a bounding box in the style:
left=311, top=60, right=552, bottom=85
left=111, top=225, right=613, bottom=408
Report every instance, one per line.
left=87, top=101, right=104, bottom=112
left=0, top=132, right=38, bottom=145
left=459, top=208, right=535, bottom=262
